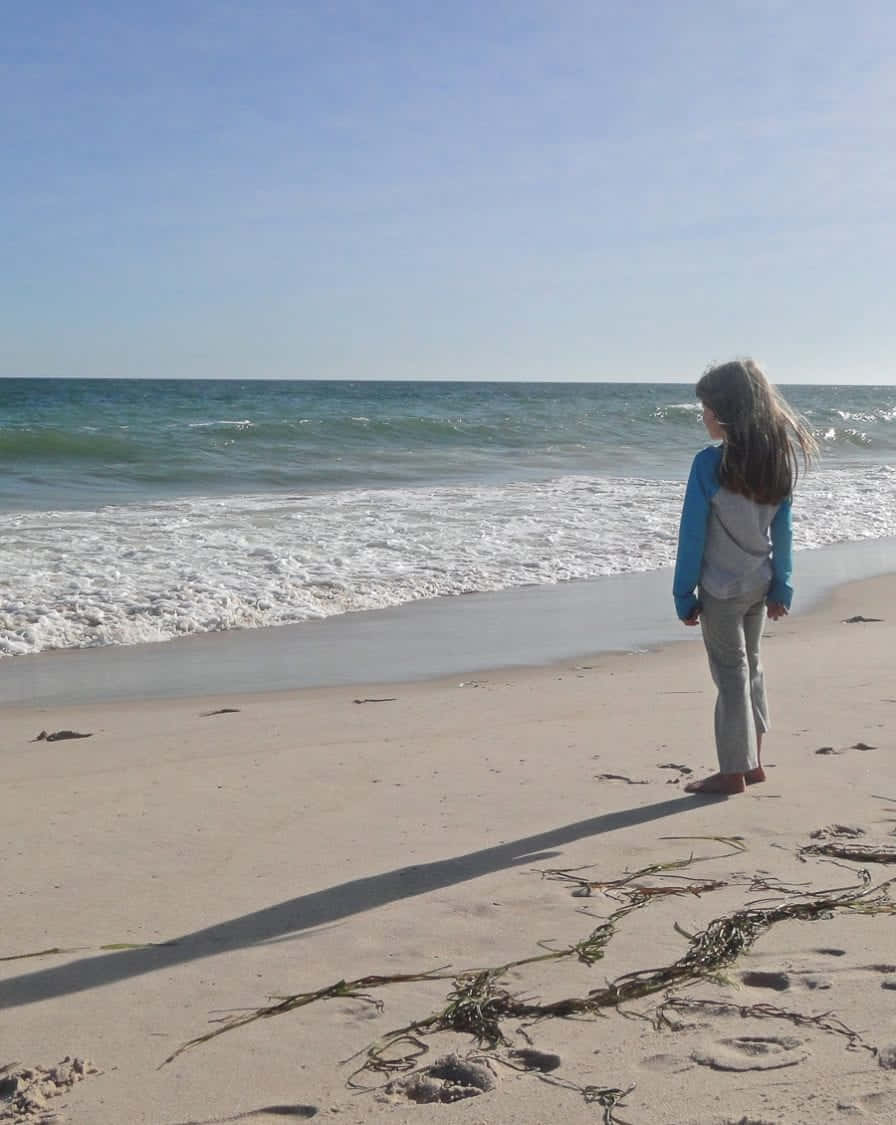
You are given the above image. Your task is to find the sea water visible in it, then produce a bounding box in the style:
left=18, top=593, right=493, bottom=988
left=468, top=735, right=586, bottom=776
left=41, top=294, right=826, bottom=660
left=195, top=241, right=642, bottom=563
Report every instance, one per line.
left=1, top=378, right=894, bottom=658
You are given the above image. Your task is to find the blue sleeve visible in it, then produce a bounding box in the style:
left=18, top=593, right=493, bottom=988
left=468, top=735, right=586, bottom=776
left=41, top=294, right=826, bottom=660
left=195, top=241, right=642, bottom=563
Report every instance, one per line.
left=672, top=448, right=719, bottom=620
left=768, top=499, right=793, bottom=608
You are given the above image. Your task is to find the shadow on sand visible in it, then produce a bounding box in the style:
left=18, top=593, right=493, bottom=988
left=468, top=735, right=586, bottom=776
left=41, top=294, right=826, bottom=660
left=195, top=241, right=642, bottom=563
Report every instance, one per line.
left=1, top=794, right=716, bottom=1009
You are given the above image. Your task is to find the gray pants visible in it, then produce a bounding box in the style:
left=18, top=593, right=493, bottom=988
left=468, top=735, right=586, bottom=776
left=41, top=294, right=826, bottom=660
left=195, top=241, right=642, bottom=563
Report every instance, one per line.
left=699, top=585, right=770, bottom=774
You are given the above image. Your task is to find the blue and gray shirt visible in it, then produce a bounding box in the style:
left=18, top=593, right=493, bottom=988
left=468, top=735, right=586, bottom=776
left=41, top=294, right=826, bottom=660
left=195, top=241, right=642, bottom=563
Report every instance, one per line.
left=673, top=444, right=793, bottom=621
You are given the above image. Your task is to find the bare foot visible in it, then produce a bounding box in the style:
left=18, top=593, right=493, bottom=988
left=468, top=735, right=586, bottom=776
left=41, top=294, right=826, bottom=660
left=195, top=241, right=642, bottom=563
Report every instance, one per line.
left=684, top=772, right=746, bottom=795
left=745, top=767, right=766, bottom=785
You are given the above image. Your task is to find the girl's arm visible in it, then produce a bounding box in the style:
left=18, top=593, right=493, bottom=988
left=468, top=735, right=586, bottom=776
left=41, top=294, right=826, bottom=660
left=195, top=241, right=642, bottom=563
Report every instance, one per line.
left=768, top=498, right=793, bottom=609
left=672, top=448, right=718, bottom=620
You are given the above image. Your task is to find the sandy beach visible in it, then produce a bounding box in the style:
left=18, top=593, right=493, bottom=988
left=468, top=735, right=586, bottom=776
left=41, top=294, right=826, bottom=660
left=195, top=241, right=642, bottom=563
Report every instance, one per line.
left=2, top=574, right=896, bottom=1124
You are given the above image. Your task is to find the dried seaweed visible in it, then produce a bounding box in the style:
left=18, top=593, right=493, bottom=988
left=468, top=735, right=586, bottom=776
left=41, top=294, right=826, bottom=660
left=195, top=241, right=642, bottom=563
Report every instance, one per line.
left=544, top=867, right=725, bottom=904
left=533, top=1074, right=636, bottom=1124
left=344, top=875, right=896, bottom=1082
left=0, top=940, right=178, bottom=963
left=800, top=841, right=896, bottom=864
left=351, top=1034, right=430, bottom=1083
left=658, top=835, right=748, bottom=857
left=163, top=844, right=896, bottom=1087
left=809, top=825, right=866, bottom=840
left=32, top=729, right=92, bottom=742
left=165, top=1106, right=318, bottom=1124
left=742, top=873, right=814, bottom=895
left=432, top=970, right=516, bottom=1047
left=343, top=906, right=638, bottom=1086
left=541, top=836, right=744, bottom=901
left=655, top=996, right=875, bottom=1056
left=597, top=875, right=896, bottom=1006
left=161, top=972, right=452, bottom=1067
left=547, top=857, right=729, bottom=900
left=594, top=773, right=649, bottom=785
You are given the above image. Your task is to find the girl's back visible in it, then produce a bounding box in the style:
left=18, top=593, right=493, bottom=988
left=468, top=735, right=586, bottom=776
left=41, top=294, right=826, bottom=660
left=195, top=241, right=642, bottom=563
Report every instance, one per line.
left=704, top=479, right=781, bottom=598
left=673, top=359, right=816, bottom=622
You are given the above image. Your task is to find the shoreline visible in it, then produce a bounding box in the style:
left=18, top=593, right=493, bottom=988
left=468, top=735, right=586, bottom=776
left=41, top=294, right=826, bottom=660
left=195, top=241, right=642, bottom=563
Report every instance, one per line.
left=3, top=567, right=892, bottom=725
left=3, top=535, right=895, bottom=708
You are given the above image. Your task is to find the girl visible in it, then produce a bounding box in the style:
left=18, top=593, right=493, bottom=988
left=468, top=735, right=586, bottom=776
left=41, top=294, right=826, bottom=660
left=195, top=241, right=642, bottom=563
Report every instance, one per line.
left=673, top=359, right=817, bottom=795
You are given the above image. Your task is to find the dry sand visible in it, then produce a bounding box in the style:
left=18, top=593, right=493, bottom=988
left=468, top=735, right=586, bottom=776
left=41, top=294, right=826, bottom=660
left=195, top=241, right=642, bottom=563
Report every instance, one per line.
left=2, top=575, right=895, bottom=1124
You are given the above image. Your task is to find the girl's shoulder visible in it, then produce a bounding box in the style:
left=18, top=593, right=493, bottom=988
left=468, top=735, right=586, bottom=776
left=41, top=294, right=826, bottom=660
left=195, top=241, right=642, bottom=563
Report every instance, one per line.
left=687, top=444, right=723, bottom=498
left=691, top=443, right=723, bottom=476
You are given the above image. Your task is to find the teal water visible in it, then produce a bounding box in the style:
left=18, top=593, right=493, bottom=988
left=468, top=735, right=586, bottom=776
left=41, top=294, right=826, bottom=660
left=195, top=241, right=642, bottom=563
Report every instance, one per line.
left=2, top=378, right=893, bottom=510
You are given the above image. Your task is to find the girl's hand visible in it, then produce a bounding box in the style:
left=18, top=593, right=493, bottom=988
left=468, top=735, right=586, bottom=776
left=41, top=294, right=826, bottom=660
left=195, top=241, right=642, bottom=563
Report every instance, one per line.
left=682, top=609, right=701, bottom=626
left=767, top=602, right=788, bottom=621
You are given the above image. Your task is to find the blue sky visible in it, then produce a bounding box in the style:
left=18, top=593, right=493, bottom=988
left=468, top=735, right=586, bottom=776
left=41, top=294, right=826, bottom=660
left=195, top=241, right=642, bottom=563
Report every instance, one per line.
left=3, top=2, right=894, bottom=382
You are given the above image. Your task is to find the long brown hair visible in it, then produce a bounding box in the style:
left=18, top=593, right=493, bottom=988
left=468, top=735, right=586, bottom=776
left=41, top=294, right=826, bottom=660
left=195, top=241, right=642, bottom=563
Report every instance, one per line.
left=696, top=359, right=818, bottom=504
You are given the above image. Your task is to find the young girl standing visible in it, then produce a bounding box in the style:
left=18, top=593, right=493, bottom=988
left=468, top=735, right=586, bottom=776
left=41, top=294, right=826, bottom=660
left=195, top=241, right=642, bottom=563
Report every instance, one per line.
left=673, top=359, right=817, bottom=795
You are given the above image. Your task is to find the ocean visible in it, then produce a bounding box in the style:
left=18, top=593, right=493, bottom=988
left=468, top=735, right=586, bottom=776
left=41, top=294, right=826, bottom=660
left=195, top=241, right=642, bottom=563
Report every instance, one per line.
left=1, top=378, right=894, bottom=660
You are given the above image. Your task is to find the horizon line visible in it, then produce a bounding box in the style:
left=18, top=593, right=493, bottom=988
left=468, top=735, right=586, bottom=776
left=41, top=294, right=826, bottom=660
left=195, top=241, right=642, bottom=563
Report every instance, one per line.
left=2, top=374, right=893, bottom=387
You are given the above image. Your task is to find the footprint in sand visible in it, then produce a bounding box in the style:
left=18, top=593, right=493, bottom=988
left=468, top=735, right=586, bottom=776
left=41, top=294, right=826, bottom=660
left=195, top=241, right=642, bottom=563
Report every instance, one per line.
left=739, top=969, right=833, bottom=991
left=877, top=1044, right=896, bottom=1070
left=0, top=1057, right=100, bottom=1120
left=838, top=1091, right=895, bottom=1116
left=336, top=1001, right=381, bottom=1021
left=506, top=1048, right=561, bottom=1073
left=383, top=1053, right=495, bottom=1104
left=639, top=1052, right=693, bottom=1074
left=721, top=1118, right=779, bottom=1125
left=691, top=1035, right=809, bottom=1071
left=798, top=973, right=833, bottom=990
left=740, top=970, right=791, bottom=991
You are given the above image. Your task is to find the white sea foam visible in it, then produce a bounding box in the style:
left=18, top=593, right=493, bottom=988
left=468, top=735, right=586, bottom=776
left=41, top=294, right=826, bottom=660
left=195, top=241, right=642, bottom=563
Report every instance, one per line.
left=654, top=403, right=701, bottom=419
left=1, top=466, right=893, bottom=657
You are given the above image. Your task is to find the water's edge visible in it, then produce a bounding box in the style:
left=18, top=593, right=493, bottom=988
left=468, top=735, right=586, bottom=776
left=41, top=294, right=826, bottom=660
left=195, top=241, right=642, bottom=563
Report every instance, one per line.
left=2, top=537, right=893, bottom=708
